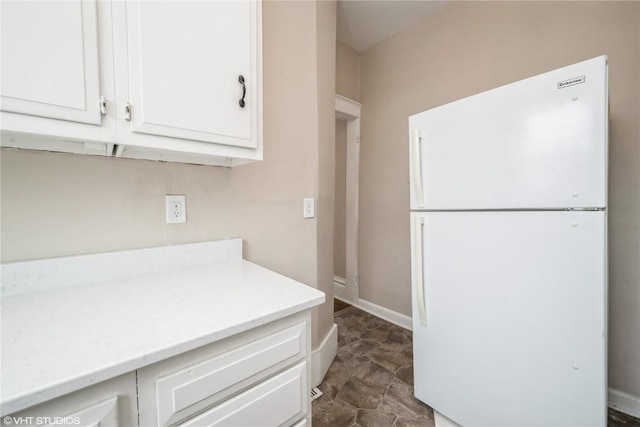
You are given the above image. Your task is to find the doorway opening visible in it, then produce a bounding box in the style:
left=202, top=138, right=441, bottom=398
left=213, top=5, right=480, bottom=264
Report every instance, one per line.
left=334, top=94, right=361, bottom=305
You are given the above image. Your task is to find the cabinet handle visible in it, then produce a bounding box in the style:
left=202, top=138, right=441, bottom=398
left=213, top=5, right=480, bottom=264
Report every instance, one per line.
left=238, top=75, right=246, bottom=108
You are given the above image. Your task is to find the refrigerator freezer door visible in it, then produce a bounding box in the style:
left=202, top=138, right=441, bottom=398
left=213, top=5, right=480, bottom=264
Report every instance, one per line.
left=409, top=56, right=607, bottom=210
left=411, top=211, right=606, bottom=426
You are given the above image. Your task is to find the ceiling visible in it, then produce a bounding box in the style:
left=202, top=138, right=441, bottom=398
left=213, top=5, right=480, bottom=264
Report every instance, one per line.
left=337, top=0, right=449, bottom=52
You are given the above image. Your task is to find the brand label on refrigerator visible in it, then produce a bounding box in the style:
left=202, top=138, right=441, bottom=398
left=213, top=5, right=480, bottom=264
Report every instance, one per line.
left=557, top=76, right=585, bottom=89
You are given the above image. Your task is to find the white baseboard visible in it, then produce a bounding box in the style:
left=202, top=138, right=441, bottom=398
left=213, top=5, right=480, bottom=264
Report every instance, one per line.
left=332, top=294, right=412, bottom=331
left=609, top=387, right=640, bottom=418
left=333, top=276, right=347, bottom=301
left=311, top=323, right=338, bottom=387
left=354, top=298, right=413, bottom=331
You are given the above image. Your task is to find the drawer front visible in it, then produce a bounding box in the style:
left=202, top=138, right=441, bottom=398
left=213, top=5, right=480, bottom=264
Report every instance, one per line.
left=157, top=322, right=307, bottom=426
left=178, top=362, right=307, bottom=427
left=0, top=374, right=138, bottom=427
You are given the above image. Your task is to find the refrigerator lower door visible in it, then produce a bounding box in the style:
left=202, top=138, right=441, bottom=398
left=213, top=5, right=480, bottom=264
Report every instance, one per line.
left=411, top=211, right=606, bottom=426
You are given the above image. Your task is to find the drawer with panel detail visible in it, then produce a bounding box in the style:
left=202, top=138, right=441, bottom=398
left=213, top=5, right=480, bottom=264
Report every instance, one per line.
left=178, top=362, right=307, bottom=427
left=137, top=311, right=312, bottom=427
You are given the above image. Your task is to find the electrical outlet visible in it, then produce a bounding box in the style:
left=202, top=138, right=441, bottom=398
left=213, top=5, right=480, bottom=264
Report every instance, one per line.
left=303, top=198, right=315, bottom=219
left=166, top=195, right=186, bottom=224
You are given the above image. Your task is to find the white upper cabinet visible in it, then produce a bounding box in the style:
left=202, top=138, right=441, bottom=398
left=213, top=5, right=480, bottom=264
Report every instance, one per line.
left=1, top=1, right=101, bottom=124
left=111, top=0, right=262, bottom=166
left=0, top=0, right=116, bottom=156
left=0, top=0, right=262, bottom=167
left=123, top=1, right=256, bottom=148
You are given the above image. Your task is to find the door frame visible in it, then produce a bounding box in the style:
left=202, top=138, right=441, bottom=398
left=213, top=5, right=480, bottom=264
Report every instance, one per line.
left=334, top=94, right=361, bottom=304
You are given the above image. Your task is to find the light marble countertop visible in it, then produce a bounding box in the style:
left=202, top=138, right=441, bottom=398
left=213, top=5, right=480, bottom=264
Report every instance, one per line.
left=0, top=240, right=325, bottom=416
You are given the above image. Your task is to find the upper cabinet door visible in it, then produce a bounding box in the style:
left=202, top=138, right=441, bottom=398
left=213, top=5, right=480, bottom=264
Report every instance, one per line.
left=0, top=0, right=102, bottom=125
left=122, top=0, right=258, bottom=149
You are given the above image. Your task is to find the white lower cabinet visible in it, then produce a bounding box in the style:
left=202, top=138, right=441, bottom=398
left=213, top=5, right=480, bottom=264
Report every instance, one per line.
left=0, top=315, right=311, bottom=427
left=0, top=374, right=138, bottom=427
left=138, top=312, right=312, bottom=427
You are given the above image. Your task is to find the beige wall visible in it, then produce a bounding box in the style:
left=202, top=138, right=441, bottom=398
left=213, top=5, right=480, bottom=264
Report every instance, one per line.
left=232, top=0, right=336, bottom=348
left=359, top=1, right=640, bottom=398
left=1, top=1, right=337, bottom=351
left=0, top=149, right=239, bottom=262
left=336, top=41, right=361, bottom=102
left=334, top=119, right=347, bottom=279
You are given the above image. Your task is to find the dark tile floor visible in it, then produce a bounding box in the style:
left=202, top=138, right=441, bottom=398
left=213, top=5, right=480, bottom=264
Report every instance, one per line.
left=313, top=301, right=640, bottom=427
left=313, top=305, right=433, bottom=427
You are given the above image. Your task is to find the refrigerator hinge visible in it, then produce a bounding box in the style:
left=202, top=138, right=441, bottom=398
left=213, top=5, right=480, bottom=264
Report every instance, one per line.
left=125, top=103, right=132, bottom=121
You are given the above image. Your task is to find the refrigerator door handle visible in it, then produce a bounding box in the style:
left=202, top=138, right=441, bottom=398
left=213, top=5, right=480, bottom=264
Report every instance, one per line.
left=412, top=129, right=425, bottom=209
left=415, top=216, right=427, bottom=326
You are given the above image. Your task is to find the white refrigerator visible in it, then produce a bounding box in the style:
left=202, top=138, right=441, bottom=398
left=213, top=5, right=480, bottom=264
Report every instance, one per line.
left=409, top=56, right=607, bottom=426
